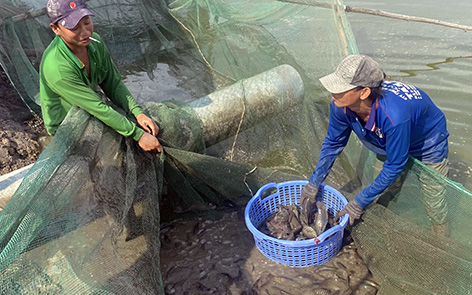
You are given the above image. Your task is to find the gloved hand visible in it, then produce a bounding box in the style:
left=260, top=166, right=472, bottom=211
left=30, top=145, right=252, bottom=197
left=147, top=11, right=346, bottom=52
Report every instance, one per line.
left=299, top=182, right=318, bottom=225
left=335, top=199, right=365, bottom=226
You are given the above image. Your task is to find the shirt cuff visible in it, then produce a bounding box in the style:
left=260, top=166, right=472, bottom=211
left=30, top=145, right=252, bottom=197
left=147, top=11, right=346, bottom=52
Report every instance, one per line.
left=308, top=171, right=323, bottom=187
left=132, top=127, right=144, bottom=141
left=130, top=105, right=144, bottom=118
left=354, top=191, right=374, bottom=208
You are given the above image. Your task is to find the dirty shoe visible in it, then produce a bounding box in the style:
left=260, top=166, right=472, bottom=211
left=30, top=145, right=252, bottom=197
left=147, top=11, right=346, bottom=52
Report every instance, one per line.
left=432, top=222, right=450, bottom=237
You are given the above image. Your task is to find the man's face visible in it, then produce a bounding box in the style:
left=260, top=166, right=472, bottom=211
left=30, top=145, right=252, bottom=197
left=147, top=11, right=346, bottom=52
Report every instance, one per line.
left=331, top=87, right=368, bottom=108
left=50, top=16, right=94, bottom=51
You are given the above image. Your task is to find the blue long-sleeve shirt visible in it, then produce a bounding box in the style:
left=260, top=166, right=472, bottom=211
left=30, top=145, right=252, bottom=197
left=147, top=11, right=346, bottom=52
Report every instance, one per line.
left=309, top=81, right=449, bottom=207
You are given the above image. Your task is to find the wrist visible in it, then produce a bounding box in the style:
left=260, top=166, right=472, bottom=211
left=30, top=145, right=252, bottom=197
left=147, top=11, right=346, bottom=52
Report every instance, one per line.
left=135, top=112, right=145, bottom=120
left=354, top=195, right=369, bottom=208
left=308, top=175, right=321, bottom=188
left=350, top=199, right=364, bottom=210
left=132, top=107, right=144, bottom=118
left=132, top=127, right=144, bottom=141
left=308, top=182, right=318, bottom=191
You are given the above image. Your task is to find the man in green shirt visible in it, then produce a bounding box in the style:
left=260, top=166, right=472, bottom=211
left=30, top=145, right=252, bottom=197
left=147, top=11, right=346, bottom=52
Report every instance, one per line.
left=40, top=0, right=162, bottom=152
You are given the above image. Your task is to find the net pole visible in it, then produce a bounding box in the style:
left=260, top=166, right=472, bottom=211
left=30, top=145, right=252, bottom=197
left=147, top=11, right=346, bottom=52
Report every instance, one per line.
left=277, top=0, right=472, bottom=32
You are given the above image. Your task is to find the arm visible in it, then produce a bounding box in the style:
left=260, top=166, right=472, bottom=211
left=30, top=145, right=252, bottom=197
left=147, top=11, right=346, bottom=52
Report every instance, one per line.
left=48, top=70, right=144, bottom=141
left=94, top=34, right=144, bottom=119
left=93, top=34, right=162, bottom=152
left=301, top=103, right=351, bottom=222
left=354, top=120, right=410, bottom=207
left=308, top=102, right=352, bottom=187
left=52, top=74, right=162, bottom=152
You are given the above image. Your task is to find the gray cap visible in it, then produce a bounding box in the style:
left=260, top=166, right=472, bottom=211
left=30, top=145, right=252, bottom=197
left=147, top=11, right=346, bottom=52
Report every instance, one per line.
left=47, top=0, right=94, bottom=29
left=319, top=54, right=385, bottom=94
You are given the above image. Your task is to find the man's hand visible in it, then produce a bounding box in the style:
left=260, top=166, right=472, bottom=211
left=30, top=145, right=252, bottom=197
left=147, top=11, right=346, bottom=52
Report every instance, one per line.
left=335, top=199, right=365, bottom=225
left=136, top=113, right=159, bottom=136
left=299, top=182, right=318, bottom=225
left=136, top=113, right=162, bottom=152
left=138, top=132, right=162, bottom=152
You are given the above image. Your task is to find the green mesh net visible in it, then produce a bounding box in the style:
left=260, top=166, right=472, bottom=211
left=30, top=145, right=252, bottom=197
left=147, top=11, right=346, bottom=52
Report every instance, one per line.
left=1, top=0, right=471, bottom=294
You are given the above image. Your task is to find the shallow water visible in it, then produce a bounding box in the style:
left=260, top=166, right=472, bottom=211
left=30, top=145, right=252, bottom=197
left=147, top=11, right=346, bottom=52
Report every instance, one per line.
left=116, top=0, right=472, bottom=191
left=160, top=210, right=378, bottom=294
left=110, top=2, right=472, bottom=293
left=346, top=0, right=472, bottom=188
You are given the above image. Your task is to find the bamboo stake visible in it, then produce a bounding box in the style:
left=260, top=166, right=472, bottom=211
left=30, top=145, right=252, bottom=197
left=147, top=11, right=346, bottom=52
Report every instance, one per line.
left=3, top=0, right=472, bottom=32
left=278, top=0, right=472, bottom=32
left=345, top=6, right=472, bottom=32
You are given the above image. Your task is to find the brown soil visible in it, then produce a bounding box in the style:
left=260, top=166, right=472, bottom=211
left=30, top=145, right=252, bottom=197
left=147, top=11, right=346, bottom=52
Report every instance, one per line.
left=0, top=69, right=48, bottom=176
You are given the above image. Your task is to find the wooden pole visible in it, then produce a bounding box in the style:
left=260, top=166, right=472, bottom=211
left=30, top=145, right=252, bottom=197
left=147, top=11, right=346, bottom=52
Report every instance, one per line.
left=278, top=0, right=472, bottom=32
left=3, top=0, right=472, bottom=32
left=345, top=6, right=472, bottom=32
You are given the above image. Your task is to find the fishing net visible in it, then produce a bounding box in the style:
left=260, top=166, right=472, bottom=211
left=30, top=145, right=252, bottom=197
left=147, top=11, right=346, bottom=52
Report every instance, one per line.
left=0, top=0, right=471, bottom=294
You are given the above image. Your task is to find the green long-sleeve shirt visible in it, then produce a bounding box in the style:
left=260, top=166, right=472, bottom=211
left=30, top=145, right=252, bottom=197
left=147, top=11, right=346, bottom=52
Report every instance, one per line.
left=39, top=32, right=144, bottom=141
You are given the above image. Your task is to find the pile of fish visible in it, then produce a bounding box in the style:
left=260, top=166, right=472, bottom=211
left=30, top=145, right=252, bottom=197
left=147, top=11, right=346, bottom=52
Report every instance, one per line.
left=259, top=201, right=336, bottom=240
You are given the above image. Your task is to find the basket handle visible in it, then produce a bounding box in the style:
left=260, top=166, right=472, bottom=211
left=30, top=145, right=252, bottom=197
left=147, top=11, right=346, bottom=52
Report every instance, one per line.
left=254, top=182, right=278, bottom=199
left=314, top=210, right=349, bottom=244
left=315, top=224, right=344, bottom=244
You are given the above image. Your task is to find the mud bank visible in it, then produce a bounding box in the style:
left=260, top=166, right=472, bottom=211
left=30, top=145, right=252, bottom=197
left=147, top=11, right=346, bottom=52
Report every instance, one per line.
left=0, top=70, right=48, bottom=176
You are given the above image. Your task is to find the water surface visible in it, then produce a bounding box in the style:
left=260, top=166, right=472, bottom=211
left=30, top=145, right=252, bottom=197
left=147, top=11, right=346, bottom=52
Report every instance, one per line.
left=346, top=0, right=472, bottom=188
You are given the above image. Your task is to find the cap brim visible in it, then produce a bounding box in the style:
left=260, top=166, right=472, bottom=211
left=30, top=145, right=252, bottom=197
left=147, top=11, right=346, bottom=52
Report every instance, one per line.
left=61, top=8, right=94, bottom=29
left=319, top=72, right=357, bottom=94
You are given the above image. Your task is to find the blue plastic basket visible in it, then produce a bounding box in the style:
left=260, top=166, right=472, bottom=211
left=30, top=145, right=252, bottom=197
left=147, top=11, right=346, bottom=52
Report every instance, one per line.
left=244, top=180, right=348, bottom=267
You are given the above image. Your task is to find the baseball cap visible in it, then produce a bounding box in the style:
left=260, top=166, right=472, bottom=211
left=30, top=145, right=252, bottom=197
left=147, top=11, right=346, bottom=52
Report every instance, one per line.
left=319, top=54, right=386, bottom=94
left=47, top=0, right=95, bottom=29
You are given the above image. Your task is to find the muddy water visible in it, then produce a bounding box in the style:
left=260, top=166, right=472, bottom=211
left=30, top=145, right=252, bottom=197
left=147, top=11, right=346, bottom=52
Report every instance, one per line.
left=346, top=0, right=472, bottom=189
left=160, top=210, right=378, bottom=294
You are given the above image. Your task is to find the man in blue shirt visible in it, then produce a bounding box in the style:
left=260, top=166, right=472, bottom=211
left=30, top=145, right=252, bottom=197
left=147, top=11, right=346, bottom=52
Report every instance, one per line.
left=300, top=54, right=449, bottom=235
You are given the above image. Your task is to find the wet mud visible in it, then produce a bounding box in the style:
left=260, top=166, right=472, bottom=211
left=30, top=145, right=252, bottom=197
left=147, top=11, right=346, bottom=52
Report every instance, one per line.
left=160, top=210, right=379, bottom=295
left=0, top=70, right=48, bottom=176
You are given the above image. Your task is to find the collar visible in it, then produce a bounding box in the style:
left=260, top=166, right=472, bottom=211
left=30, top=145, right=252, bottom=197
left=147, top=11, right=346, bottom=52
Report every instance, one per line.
left=55, top=35, right=97, bottom=69
left=364, top=98, right=379, bottom=132
left=343, top=97, right=379, bottom=131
